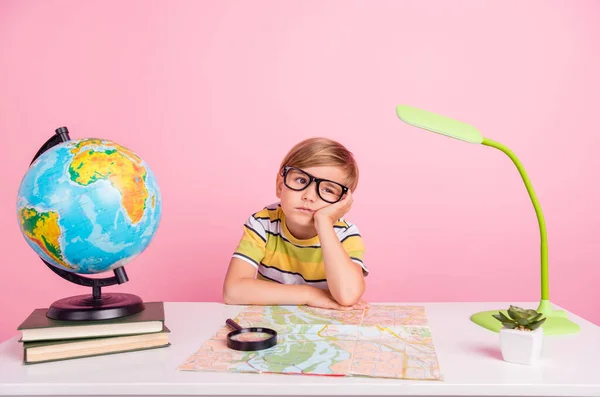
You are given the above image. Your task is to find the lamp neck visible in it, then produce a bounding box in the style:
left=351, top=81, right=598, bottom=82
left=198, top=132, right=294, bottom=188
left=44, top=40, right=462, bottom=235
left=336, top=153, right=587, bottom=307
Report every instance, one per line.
left=481, top=137, right=549, bottom=301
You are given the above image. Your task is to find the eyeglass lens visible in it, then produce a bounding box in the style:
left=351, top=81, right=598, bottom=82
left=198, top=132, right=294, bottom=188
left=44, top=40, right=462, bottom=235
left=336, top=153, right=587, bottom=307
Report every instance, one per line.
left=284, top=168, right=344, bottom=203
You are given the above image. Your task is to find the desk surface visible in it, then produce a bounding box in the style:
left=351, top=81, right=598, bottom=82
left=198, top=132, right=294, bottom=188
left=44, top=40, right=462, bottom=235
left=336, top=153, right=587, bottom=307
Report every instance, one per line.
left=0, top=301, right=599, bottom=396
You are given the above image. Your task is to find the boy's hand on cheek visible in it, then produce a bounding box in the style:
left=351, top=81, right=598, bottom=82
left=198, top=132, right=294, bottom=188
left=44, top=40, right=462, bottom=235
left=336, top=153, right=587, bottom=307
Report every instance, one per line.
left=313, top=190, right=353, bottom=230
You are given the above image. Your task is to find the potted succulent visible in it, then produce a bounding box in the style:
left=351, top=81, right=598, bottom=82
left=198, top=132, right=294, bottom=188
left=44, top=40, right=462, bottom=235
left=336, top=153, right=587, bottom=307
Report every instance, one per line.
left=493, top=305, right=546, bottom=365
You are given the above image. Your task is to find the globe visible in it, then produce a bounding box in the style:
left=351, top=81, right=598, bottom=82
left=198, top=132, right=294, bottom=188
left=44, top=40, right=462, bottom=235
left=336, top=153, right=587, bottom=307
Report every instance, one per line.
left=17, top=137, right=162, bottom=274
left=15, top=128, right=162, bottom=321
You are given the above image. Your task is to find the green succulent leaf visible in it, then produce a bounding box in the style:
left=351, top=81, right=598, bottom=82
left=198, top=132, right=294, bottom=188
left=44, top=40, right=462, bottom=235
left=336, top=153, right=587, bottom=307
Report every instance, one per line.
left=525, top=309, right=539, bottom=319
left=493, top=312, right=512, bottom=323
left=509, top=305, right=525, bottom=312
left=507, top=305, right=540, bottom=322
left=530, top=313, right=545, bottom=323
left=502, top=322, right=517, bottom=329
left=507, top=307, right=521, bottom=321
left=528, top=318, right=546, bottom=330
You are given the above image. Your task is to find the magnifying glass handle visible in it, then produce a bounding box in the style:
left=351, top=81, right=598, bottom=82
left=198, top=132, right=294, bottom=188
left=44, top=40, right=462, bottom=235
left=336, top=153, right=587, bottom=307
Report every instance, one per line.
left=226, top=318, right=242, bottom=330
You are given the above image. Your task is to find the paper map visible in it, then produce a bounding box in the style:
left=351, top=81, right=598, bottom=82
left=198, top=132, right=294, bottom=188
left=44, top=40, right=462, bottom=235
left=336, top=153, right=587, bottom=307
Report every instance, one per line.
left=178, top=304, right=442, bottom=380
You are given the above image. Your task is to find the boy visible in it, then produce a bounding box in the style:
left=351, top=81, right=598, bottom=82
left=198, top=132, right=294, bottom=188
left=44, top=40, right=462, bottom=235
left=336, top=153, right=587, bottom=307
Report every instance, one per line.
left=222, top=138, right=367, bottom=310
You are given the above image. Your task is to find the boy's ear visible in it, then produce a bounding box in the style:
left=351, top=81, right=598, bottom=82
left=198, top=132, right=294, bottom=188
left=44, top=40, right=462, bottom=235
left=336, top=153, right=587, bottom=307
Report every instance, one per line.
left=276, top=173, right=284, bottom=198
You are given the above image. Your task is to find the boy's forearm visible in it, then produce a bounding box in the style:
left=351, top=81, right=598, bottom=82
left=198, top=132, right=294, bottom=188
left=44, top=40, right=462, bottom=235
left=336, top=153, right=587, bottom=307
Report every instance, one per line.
left=317, top=224, right=365, bottom=306
left=223, top=277, right=315, bottom=306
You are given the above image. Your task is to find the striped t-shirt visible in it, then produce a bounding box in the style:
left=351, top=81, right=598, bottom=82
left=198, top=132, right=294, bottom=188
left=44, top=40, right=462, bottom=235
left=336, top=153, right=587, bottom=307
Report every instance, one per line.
left=232, top=203, right=367, bottom=290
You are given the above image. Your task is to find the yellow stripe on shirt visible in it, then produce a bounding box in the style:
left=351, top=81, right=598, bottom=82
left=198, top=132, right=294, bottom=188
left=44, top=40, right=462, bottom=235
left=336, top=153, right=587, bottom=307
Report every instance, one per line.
left=233, top=204, right=368, bottom=286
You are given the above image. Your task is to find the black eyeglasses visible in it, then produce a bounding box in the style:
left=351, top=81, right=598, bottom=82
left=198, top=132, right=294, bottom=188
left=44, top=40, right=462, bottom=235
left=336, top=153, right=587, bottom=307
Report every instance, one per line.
left=281, top=166, right=348, bottom=204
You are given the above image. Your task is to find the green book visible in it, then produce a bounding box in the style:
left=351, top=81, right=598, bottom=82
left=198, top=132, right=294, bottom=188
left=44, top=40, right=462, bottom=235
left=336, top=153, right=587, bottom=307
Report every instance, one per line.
left=18, top=302, right=165, bottom=342
left=23, top=326, right=171, bottom=364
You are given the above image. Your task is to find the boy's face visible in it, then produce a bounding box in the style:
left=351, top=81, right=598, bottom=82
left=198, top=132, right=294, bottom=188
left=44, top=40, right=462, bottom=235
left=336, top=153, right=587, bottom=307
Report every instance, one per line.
left=276, top=165, right=349, bottom=237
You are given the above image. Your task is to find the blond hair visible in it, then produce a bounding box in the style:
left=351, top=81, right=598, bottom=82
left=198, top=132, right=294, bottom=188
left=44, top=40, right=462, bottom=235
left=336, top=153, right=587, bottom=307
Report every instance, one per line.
left=279, top=138, right=359, bottom=191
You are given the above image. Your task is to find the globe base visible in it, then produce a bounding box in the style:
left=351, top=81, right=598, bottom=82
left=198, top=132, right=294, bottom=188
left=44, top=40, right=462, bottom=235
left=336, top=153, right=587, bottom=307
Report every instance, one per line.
left=46, top=292, right=145, bottom=321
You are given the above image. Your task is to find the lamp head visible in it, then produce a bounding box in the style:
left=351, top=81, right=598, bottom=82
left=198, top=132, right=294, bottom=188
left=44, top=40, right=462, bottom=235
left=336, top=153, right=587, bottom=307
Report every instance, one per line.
left=396, top=105, right=483, bottom=144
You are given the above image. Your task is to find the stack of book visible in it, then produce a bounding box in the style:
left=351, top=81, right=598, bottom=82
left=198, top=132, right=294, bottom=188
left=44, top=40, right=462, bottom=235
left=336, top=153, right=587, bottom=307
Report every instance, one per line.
left=17, top=301, right=170, bottom=364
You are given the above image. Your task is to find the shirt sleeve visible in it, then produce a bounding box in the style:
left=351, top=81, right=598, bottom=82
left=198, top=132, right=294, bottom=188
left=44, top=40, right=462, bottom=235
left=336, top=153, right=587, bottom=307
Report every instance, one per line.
left=232, top=215, right=267, bottom=269
left=338, top=223, right=368, bottom=276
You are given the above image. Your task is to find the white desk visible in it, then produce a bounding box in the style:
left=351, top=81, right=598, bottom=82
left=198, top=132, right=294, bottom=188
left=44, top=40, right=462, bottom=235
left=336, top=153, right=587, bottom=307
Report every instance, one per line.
left=1, top=302, right=599, bottom=396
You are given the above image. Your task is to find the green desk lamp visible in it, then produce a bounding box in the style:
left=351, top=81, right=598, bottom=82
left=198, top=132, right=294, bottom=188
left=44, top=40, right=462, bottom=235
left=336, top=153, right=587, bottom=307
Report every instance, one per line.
left=396, top=105, right=580, bottom=335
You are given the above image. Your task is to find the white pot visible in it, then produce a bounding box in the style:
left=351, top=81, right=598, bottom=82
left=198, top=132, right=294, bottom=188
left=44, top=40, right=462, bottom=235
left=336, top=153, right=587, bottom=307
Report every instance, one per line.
left=499, top=327, right=543, bottom=365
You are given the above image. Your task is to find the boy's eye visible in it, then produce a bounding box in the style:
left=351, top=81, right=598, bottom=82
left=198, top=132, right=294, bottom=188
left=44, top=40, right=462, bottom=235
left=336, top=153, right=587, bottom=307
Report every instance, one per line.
left=295, top=177, right=308, bottom=185
left=321, top=182, right=342, bottom=196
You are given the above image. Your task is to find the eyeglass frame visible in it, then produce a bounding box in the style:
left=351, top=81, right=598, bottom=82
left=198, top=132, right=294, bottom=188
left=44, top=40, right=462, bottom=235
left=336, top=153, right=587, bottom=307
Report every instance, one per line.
left=280, top=166, right=349, bottom=204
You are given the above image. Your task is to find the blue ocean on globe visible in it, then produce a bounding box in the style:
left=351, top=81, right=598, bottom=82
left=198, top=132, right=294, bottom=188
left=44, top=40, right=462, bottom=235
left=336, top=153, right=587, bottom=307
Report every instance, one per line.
left=16, top=138, right=162, bottom=274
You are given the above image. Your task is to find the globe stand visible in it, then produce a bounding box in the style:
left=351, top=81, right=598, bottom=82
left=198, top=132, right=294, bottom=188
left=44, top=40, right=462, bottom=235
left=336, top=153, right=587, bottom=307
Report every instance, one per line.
left=32, top=127, right=145, bottom=321
left=44, top=260, right=145, bottom=321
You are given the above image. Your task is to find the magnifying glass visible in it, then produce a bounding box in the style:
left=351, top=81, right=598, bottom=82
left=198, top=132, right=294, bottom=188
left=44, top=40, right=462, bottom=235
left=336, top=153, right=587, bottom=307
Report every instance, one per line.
left=225, top=318, right=277, bottom=351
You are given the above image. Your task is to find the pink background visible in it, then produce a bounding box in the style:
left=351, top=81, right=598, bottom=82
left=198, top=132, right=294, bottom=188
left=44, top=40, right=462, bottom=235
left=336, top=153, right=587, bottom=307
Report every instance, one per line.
left=1, top=1, right=599, bottom=342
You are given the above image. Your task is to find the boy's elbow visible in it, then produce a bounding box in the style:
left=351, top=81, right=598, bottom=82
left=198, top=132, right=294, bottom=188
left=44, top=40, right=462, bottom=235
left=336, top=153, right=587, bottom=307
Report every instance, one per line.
left=336, top=294, right=361, bottom=307
left=222, top=277, right=252, bottom=305
left=222, top=291, right=235, bottom=305
left=222, top=283, right=239, bottom=305
left=334, top=282, right=365, bottom=307
left=334, top=288, right=363, bottom=307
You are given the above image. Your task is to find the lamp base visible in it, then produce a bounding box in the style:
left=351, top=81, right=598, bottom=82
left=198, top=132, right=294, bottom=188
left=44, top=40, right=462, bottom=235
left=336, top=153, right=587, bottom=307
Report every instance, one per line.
left=470, top=300, right=580, bottom=335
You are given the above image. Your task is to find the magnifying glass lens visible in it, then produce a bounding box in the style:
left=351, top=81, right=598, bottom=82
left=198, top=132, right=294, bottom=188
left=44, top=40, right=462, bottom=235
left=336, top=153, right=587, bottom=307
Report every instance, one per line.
left=230, top=331, right=273, bottom=343
left=225, top=318, right=277, bottom=351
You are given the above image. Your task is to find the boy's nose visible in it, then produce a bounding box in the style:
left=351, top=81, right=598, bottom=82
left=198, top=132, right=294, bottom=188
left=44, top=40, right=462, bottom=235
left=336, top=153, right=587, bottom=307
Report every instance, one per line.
left=302, top=185, right=318, bottom=202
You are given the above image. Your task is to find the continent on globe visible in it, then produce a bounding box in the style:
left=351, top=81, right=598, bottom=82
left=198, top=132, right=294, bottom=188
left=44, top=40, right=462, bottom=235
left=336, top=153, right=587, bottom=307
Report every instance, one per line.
left=18, top=207, right=73, bottom=270
left=68, top=139, right=150, bottom=224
